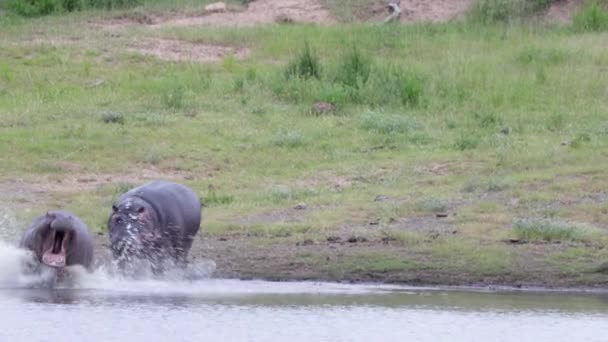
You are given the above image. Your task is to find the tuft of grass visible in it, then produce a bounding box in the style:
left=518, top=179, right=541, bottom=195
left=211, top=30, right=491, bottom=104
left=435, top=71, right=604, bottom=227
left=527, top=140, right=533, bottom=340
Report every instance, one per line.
left=162, top=84, right=187, bottom=110
left=512, top=219, right=597, bottom=242
left=114, top=182, right=135, bottom=196
left=99, top=111, right=124, bottom=124
left=360, top=111, right=419, bottom=135
left=285, top=42, right=322, bottom=80
left=6, top=0, right=139, bottom=16
left=416, top=198, right=448, bottom=213
left=454, top=134, right=480, bottom=151
left=573, top=0, right=608, bottom=32
left=570, top=132, right=591, bottom=149
left=202, top=191, right=234, bottom=207
left=335, top=46, right=371, bottom=89
left=468, top=0, right=554, bottom=23
left=399, top=74, right=423, bottom=107
left=473, top=112, right=502, bottom=129
left=272, top=129, right=306, bottom=148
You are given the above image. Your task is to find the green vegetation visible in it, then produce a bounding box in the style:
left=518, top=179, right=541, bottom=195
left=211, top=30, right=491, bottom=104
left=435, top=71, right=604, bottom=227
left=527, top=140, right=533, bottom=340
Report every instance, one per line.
left=1, top=0, right=608, bottom=287
left=512, top=219, right=597, bottom=242
left=573, top=0, right=608, bottom=32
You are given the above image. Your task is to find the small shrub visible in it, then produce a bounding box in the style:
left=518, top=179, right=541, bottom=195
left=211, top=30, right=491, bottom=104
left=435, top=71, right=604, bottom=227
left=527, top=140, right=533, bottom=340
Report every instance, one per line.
left=570, top=132, right=591, bottom=148
left=272, top=129, right=306, bottom=148
left=573, top=0, right=608, bottom=32
left=162, top=84, right=186, bottom=110
left=99, top=111, right=124, bottom=124
left=468, top=0, right=512, bottom=23
left=233, top=76, right=245, bottom=93
left=454, top=134, right=480, bottom=151
left=400, top=76, right=423, bottom=107
left=201, top=192, right=234, bottom=207
left=360, top=111, right=419, bottom=135
left=114, top=182, right=135, bottom=196
left=512, top=219, right=596, bottom=242
left=87, top=0, right=140, bottom=10
left=516, top=47, right=568, bottom=66
left=547, top=113, right=566, bottom=131
left=416, top=198, right=448, bottom=213
left=473, top=112, right=502, bottom=129
left=285, top=42, right=322, bottom=80
left=359, top=65, right=424, bottom=108
left=486, top=176, right=512, bottom=192
left=335, top=46, right=371, bottom=89
left=468, top=0, right=554, bottom=23
left=7, top=0, right=63, bottom=17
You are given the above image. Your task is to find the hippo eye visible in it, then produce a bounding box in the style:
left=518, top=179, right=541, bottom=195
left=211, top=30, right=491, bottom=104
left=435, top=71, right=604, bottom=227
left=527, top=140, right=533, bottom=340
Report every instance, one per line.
left=115, top=217, right=123, bottom=225
left=137, top=207, right=145, bottom=214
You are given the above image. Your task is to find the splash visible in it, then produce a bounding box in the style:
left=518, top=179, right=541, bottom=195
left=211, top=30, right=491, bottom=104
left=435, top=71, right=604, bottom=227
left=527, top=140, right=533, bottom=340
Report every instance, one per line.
left=0, top=240, right=58, bottom=288
left=0, top=239, right=216, bottom=291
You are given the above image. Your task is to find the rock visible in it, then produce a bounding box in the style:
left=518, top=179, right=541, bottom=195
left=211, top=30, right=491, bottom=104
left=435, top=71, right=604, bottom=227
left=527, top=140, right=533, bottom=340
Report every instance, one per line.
left=436, top=212, right=449, bottom=218
left=561, top=140, right=570, bottom=146
left=369, top=219, right=380, bottom=225
left=294, top=202, right=307, bottom=210
left=275, top=14, right=295, bottom=24
left=204, top=2, right=227, bottom=13
left=327, top=236, right=341, bottom=243
left=347, top=235, right=368, bottom=243
left=311, top=102, right=336, bottom=115
left=296, top=239, right=314, bottom=246
left=374, top=194, right=389, bottom=202
left=500, top=127, right=511, bottom=135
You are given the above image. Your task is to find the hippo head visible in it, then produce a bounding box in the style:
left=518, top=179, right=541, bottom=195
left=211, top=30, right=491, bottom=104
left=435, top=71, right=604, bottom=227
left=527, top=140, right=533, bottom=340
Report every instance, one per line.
left=38, top=213, right=75, bottom=268
left=108, top=197, right=164, bottom=268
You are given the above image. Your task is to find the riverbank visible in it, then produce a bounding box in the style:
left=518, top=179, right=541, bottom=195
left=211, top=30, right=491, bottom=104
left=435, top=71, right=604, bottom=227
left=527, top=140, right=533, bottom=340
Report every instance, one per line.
left=2, top=1, right=608, bottom=289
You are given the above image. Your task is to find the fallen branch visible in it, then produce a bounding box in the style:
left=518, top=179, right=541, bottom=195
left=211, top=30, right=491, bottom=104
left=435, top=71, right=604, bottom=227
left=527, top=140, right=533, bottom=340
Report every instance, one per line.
left=383, top=1, right=401, bottom=23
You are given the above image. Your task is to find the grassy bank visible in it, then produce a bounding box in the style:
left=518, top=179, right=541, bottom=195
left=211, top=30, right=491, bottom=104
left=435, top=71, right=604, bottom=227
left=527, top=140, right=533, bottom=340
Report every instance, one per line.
left=1, top=2, right=608, bottom=287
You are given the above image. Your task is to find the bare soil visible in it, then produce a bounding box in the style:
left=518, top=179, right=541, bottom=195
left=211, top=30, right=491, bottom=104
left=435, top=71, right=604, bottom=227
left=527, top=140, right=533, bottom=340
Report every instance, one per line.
left=366, top=0, right=473, bottom=23
left=545, top=0, right=584, bottom=23
left=127, top=39, right=250, bottom=63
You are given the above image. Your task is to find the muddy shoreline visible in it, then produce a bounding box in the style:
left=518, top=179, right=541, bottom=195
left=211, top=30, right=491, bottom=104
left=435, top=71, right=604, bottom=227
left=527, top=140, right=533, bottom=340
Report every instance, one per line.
left=89, top=233, right=608, bottom=291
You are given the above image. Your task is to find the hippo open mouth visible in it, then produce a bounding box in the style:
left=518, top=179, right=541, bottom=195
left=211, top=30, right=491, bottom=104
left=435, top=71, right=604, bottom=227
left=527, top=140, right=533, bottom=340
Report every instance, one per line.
left=42, top=230, right=69, bottom=268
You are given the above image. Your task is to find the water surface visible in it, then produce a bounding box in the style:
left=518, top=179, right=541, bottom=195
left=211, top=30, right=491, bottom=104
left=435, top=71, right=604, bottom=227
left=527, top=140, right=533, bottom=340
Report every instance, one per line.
left=2, top=279, right=608, bottom=342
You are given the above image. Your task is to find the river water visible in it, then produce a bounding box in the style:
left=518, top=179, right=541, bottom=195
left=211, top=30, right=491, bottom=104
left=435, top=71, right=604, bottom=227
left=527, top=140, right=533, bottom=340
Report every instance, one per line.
left=1, top=242, right=608, bottom=341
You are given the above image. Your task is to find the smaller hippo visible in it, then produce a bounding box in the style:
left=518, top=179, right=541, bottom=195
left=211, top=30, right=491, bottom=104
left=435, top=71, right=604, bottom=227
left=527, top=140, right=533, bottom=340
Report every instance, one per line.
left=19, top=211, right=94, bottom=271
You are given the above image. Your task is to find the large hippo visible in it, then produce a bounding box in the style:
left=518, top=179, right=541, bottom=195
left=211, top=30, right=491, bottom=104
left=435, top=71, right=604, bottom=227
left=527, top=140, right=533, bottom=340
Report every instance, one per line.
left=107, top=180, right=202, bottom=275
left=19, top=211, right=94, bottom=271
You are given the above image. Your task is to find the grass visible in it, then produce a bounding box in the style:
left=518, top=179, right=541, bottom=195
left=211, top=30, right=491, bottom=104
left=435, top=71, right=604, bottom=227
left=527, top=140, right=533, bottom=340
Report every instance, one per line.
left=512, top=219, right=597, bottom=242
left=573, top=0, right=608, bottom=32
left=1, top=3, right=608, bottom=287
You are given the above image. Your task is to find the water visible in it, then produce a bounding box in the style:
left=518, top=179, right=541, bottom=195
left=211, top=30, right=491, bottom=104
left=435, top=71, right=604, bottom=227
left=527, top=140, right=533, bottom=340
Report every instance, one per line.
left=1, top=243, right=608, bottom=341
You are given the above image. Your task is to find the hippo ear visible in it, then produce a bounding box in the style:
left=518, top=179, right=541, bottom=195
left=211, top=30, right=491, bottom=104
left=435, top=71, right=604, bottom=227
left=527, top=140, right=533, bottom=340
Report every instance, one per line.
left=112, top=205, right=118, bottom=213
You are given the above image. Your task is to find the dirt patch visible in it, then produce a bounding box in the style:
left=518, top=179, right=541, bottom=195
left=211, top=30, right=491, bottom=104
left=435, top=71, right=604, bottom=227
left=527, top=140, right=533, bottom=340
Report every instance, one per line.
left=545, top=0, right=583, bottom=23
left=127, top=39, right=250, bottom=63
left=93, top=0, right=333, bottom=30
left=156, top=0, right=333, bottom=27
left=366, top=0, right=473, bottom=23
left=0, top=166, right=194, bottom=204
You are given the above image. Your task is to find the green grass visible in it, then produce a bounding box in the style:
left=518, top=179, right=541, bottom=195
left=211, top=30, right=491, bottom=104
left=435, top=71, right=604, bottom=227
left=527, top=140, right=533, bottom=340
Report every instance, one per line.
left=1, top=4, right=608, bottom=286
left=512, top=219, right=598, bottom=242
left=573, top=0, right=608, bottom=32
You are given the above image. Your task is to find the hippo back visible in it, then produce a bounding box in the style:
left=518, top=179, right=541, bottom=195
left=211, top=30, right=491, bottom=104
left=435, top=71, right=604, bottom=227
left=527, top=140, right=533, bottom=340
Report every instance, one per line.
left=119, top=181, right=202, bottom=240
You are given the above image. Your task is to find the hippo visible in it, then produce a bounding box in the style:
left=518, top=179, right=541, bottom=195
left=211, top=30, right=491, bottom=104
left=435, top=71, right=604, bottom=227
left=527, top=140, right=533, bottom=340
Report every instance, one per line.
left=107, top=180, right=202, bottom=275
left=19, top=211, right=94, bottom=274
